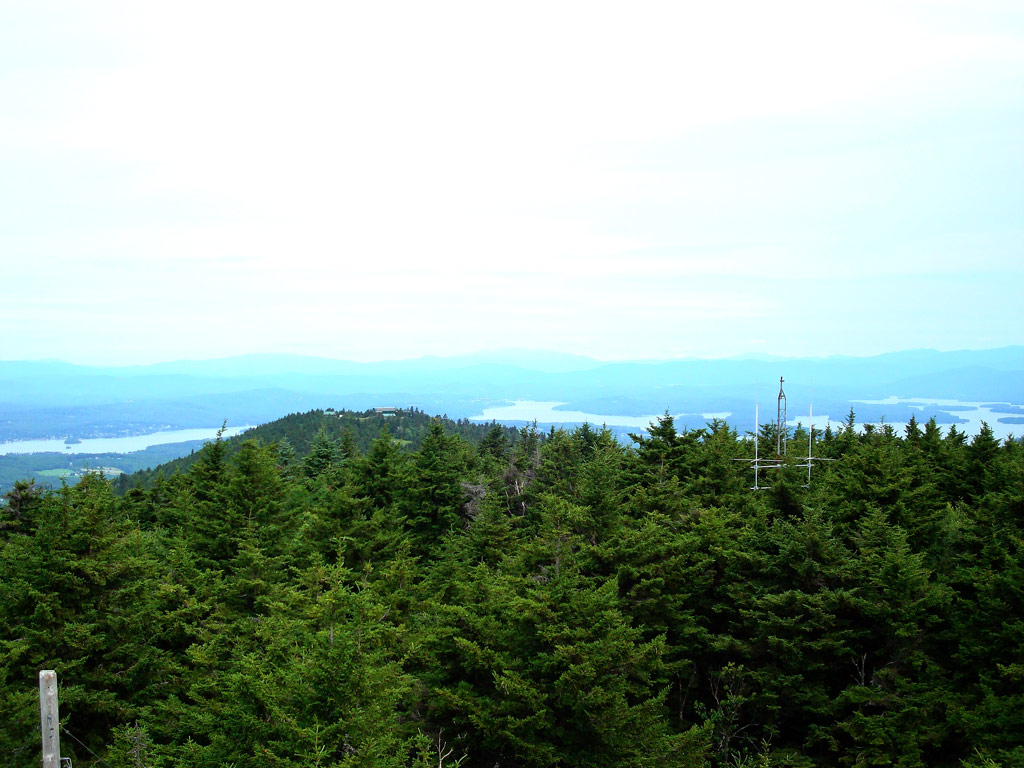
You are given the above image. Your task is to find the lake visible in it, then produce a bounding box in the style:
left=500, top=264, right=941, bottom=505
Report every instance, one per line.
left=843, top=397, right=1024, bottom=441
left=473, top=399, right=1024, bottom=441
left=0, top=426, right=254, bottom=456
left=471, top=401, right=730, bottom=430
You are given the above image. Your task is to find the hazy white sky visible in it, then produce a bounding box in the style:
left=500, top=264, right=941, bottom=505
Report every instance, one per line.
left=2, top=1, right=1022, bottom=364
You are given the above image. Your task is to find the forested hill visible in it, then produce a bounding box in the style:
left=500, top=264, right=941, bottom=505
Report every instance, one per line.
left=2, top=414, right=1023, bottom=766
left=111, top=407, right=520, bottom=492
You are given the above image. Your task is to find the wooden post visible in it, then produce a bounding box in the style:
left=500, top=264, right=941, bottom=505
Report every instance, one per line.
left=39, top=670, right=61, bottom=768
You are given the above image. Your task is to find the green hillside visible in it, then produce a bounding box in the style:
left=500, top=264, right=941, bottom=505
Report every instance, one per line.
left=111, top=407, right=520, bottom=492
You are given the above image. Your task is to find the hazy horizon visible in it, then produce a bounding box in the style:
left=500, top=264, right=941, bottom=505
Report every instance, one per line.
left=4, top=343, right=1024, bottom=370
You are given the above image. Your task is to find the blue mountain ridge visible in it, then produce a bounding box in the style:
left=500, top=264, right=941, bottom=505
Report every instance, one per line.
left=1, top=346, right=1021, bottom=442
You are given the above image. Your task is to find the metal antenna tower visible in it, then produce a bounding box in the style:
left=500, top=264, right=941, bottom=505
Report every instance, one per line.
left=735, top=379, right=838, bottom=490
left=776, top=376, right=787, bottom=456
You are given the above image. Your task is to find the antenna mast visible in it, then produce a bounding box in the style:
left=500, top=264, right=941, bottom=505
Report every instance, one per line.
left=734, top=403, right=782, bottom=489
left=776, top=376, right=787, bottom=456
left=794, top=400, right=835, bottom=486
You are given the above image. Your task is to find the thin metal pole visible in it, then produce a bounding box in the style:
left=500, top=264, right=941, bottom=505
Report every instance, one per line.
left=39, top=670, right=61, bottom=768
left=754, top=404, right=759, bottom=490
left=808, top=403, right=814, bottom=486
left=777, top=376, right=787, bottom=456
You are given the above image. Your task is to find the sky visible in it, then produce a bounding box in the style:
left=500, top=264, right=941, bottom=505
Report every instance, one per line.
left=1, top=1, right=1022, bottom=365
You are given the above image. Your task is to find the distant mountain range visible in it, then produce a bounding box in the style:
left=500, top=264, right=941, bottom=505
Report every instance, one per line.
left=2, top=347, right=1023, bottom=442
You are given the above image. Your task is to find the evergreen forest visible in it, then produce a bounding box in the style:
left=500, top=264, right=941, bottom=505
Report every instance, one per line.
left=1, top=408, right=1022, bottom=767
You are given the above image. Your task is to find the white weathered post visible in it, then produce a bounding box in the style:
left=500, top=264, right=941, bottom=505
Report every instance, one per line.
left=39, top=670, right=61, bottom=768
